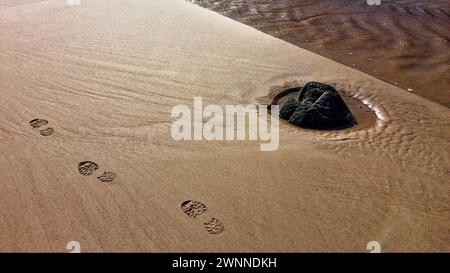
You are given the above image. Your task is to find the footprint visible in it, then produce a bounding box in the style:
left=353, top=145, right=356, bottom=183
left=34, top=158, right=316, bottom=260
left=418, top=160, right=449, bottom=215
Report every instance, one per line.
left=29, top=119, right=48, bottom=129
left=181, top=200, right=225, bottom=236
left=97, top=171, right=117, bottom=183
left=29, top=118, right=55, bottom=136
left=40, top=127, right=55, bottom=136
left=78, top=161, right=99, bottom=176
left=204, top=218, right=225, bottom=236
left=181, top=200, right=208, bottom=219
left=78, top=161, right=117, bottom=183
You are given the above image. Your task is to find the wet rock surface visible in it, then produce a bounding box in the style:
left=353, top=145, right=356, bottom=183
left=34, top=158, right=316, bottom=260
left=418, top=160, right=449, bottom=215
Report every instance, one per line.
left=280, top=82, right=357, bottom=130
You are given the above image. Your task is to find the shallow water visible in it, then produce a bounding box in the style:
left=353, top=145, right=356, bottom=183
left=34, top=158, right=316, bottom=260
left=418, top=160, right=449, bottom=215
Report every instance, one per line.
left=188, top=0, right=450, bottom=107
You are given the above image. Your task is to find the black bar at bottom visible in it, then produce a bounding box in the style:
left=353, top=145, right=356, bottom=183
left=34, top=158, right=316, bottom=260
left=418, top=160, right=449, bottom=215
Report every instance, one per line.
left=0, top=253, right=445, bottom=272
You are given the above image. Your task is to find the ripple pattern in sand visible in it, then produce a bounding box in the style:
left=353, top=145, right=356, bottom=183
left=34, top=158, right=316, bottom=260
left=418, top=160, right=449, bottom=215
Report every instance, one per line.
left=264, top=80, right=450, bottom=177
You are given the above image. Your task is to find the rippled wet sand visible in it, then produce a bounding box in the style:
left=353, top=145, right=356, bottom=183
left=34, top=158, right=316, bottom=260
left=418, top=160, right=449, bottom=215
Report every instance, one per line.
left=189, top=0, right=450, bottom=107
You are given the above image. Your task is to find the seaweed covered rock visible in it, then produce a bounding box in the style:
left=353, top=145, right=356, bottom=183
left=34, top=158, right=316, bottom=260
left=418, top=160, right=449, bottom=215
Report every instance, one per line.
left=279, top=82, right=357, bottom=130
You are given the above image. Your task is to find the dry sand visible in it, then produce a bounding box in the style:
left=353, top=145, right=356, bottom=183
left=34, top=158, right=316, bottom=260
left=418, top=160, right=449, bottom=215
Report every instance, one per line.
left=0, top=0, right=449, bottom=252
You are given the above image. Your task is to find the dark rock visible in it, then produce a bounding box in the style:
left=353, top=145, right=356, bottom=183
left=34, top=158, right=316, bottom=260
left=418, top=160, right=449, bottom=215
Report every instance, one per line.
left=279, top=82, right=357, bottom=130
left=279, top=98, right=300, bottom=120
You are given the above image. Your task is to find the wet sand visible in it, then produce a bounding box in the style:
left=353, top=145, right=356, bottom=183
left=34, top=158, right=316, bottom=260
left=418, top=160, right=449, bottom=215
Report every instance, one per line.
left=0, top=0, right=449, bottom=252
left=189, top=0, right=450, bottom=107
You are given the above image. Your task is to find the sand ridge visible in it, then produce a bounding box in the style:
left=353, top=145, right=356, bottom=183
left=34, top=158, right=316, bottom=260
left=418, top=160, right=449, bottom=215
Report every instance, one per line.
left=0, top=0, right=449, bottom=252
